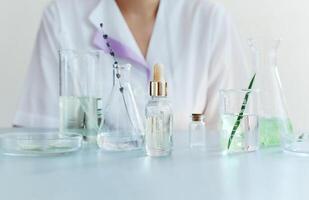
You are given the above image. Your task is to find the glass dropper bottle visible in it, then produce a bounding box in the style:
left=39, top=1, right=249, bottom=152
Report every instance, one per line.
left=145, top=64, right=173, bottom=157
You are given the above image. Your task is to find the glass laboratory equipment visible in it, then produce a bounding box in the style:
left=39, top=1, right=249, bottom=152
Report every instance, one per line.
left=59, top=50, right=104, bottom=144
left=189, top=114, right=206, bottom=149
left=286, top=131, right=309, bottom=154
left=145, top=64, right=173, bottom=157
left=97, top=64, right=145, bottom=151
left=248, top=38, right=294, bottom=149
left=220, top=89, right=259, bottom=153
left=0, top=131, right=82, bottom=156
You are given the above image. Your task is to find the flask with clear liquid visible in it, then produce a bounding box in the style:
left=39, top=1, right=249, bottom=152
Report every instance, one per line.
left=97, top=64, right=145, bottom=151
left=248, top=38, right=293, bottom=148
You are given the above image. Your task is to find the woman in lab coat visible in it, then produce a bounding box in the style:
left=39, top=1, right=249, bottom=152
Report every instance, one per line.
left=13, top=0, right=249, bottom=130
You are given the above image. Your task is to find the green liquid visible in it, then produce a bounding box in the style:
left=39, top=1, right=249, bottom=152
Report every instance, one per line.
left=259, top=117, right=293, bottom=147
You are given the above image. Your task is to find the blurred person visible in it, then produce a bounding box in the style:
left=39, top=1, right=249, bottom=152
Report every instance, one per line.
left=14, top=0, right=249, bottom=130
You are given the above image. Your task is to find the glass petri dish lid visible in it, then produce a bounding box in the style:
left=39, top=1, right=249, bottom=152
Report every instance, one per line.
left=0, top=131, right=82, bottom=156
left=282, top=131, right=309, bottom=155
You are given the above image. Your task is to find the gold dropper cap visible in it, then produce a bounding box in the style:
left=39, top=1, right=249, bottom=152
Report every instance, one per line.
left=150, top=64, right=167, bottom=97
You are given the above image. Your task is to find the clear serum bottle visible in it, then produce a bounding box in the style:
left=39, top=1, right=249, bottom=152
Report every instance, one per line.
left=145, top=64, right=173, bottom=157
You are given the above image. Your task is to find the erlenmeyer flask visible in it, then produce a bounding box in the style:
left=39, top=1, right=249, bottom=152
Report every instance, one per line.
left=97, top=64, right=145, bottom=151
left=249, top=38, right=293, bottom=148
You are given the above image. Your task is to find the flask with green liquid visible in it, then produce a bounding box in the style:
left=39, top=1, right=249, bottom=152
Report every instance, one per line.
left=249, top=38, right=293, bottom=148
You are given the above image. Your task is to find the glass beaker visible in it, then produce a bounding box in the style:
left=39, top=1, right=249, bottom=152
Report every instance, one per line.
left=248, top=38, right=293, bottom=148
left=220, top=89, right=259, bottom=153
left=59, top=50, right=104, bottom=144
left=97, top=64, right=145, bottom=151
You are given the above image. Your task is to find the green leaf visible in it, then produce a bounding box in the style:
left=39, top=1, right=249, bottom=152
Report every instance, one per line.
left=227, top=74, right=256, bottom=150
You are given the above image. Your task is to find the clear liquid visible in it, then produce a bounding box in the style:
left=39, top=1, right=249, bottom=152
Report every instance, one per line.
left=97, top=133, right=144, bottom=151
left=189, top=122, right=206, bottom=149
left=145, top=115, right=173, bottom=157
left=59, top=96, right=103, bottom=142
left=221, top=113, right=259, bottom=153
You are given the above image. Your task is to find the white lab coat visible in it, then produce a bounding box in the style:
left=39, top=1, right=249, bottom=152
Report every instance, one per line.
left=14, top=0, right=250, bottom=130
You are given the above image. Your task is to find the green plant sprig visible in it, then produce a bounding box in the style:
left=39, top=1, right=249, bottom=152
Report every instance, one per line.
left=227, top=73, right=256, bottom=149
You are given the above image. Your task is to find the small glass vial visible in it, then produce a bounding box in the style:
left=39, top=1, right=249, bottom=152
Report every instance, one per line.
left=189, top=114, right=206, bottom=148
left=145, top=64, right=173, bottom=157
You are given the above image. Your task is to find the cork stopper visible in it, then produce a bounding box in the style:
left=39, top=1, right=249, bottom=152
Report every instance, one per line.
left=191, top=114, right=206, bottom=122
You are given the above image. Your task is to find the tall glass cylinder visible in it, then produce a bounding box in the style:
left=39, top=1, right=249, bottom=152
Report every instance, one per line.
left=59, top=50, right=104, bottom=143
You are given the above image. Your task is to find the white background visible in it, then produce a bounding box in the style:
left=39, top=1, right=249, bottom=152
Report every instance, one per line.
left=0, top=0, right=308, bottom=130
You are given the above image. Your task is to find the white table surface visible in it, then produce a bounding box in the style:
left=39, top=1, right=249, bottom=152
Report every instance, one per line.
left=0, top=128, right=309, bottom=200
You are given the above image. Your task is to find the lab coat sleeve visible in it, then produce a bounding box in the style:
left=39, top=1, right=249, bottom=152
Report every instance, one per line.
left=13, top=3, right=61, bottom=128
left=204, top=5, right=251, bottom=130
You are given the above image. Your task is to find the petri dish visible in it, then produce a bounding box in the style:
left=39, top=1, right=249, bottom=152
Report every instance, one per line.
left=0, top=131, right=82, bottom=156
left=283, top=132, right=309, bottom=155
